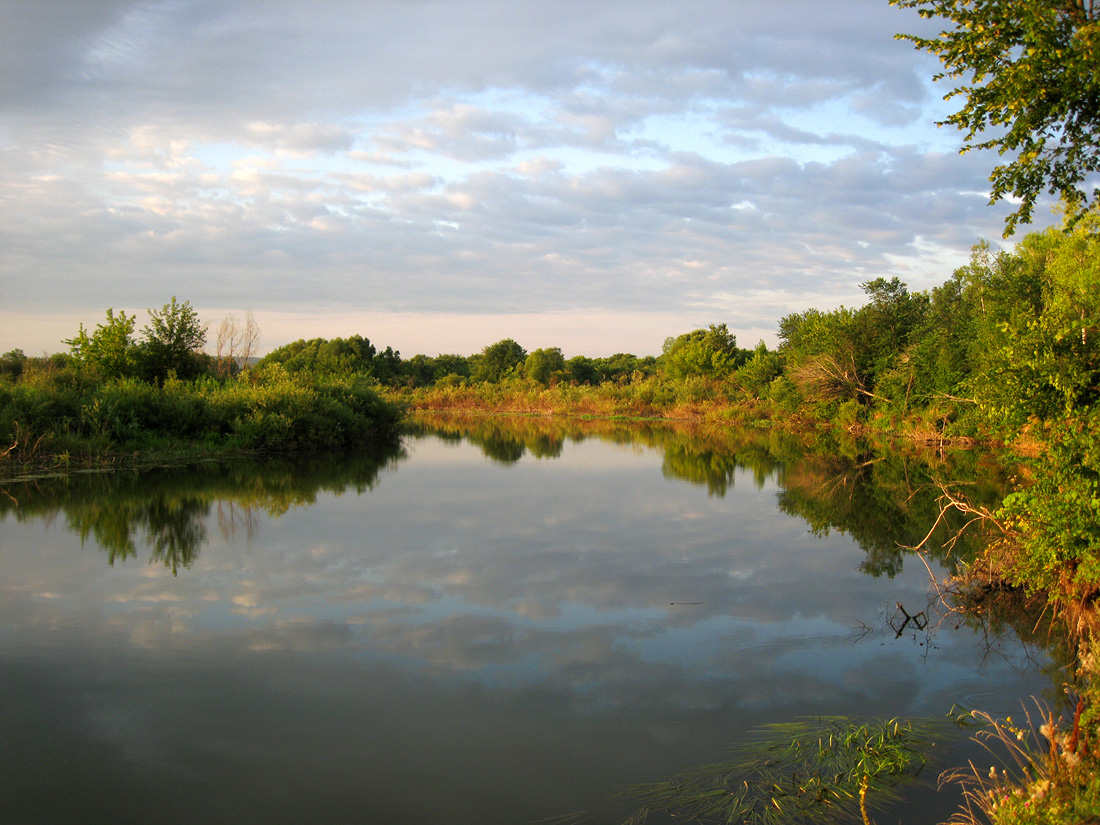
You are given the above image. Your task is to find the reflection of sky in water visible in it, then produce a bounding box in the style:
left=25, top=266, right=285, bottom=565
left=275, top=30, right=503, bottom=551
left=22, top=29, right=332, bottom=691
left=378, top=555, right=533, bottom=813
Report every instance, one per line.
left=0, top=432, right=1055, bottom=824
left=3, top=434, right=1047, bottom=702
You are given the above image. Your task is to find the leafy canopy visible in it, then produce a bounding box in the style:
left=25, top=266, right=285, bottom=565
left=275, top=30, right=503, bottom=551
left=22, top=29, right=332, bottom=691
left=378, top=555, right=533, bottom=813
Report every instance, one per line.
left=473, top=338, right=527, bottom=383
left=140, top=297, right=208, bottom=382
left=891, top=0, right=1100, bottom=234
left=64, top=308, right=137, bottom=379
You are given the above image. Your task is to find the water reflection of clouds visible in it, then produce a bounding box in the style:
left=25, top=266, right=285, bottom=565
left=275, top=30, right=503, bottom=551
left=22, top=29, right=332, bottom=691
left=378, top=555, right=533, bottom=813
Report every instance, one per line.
left=1, top=434, right=1045, bottom=721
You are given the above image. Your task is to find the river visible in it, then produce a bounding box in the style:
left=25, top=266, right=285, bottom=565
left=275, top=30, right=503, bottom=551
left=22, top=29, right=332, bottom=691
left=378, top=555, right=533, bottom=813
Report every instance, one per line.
left=0, top=417, right=1056, bottom=824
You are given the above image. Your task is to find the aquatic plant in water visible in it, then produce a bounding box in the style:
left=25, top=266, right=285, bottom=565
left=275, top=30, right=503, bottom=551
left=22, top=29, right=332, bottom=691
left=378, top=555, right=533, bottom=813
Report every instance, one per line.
left=618, top=716, right=946, bottom=825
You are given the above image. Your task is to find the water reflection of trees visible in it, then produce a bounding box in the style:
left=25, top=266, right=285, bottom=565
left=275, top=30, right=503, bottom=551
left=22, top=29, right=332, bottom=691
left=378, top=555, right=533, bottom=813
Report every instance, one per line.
left=776, top=448, right=1008, bottom=578
left=0, top=445, right=404, bottom=573
left=3, top=414, right=1011, bottom=587
left=414, top=413, right=1011, bottom=579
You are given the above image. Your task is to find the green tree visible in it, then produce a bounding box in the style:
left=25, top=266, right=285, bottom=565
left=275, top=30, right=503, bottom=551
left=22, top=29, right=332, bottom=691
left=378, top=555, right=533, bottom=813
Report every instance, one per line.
left=566, top=355, right=599, bottom=385
left=778, top=280, right=928, bottom=410
left=473, top=338, right=526, bottom=383
left=968, top=209, right=1100, bottom=429
left=137, top=297, right=207, bottom=383
left=0, top=349, right=26, bottom=381
left=524, top=347, right=566, bottom=385
left=735, top=341, right=784, bottom=398
left=590, top=353, right=655, bottom=383
left=431, top=354, right=471, bottom=382
left=891, top=0, right=1100, bottom=234
left=779, top=306, right=868, bottom=405
left=64, top=309, right=137, bottom=379
left=259, top=335, right=384, bottom=377
left=660, top=324, right=744, bottom=380
left=850, top=277, right=929, bottom=409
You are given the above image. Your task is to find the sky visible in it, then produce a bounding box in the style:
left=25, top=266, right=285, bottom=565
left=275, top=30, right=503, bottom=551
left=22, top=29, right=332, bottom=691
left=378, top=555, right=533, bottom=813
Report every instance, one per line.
left=0, top=0, right=1060, bottom=359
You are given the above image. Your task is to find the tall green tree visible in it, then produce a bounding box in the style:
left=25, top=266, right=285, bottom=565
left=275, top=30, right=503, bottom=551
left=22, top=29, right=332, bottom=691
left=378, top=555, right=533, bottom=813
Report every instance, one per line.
left=969, top=209, right=1100, bottom=429
left=891, top=0, right=1100, bottom=234
left=524, top=347, right=566, bottom=385
left=64, top=308, right=137, bottom=379
left=473, top=338, right=526, bottom=383
left=138, top=297, right=207, bottom=383
left=0, top=349, right=27, bottom=381
left=660, top=324, right=743, bottom=380
left=778, top=306, right=868, bottom=404
left=735, top=341, right=784, bottom=398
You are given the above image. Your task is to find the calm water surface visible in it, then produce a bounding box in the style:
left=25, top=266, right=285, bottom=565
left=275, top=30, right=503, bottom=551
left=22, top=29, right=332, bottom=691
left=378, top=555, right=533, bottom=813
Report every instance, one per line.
left=0, top=420, right=1054, bottom=824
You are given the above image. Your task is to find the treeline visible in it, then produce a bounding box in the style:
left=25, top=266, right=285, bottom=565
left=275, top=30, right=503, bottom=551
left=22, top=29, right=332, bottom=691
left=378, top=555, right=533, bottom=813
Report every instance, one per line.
left=3, top=213, right=1097, bottom=495
left=0, top=298, right=402, bottom=465
left=247, top=211, right=1100, bottom=445
left=255, top=333, right=663, bottom=389
left=312, top=211, right=1093, bottom=450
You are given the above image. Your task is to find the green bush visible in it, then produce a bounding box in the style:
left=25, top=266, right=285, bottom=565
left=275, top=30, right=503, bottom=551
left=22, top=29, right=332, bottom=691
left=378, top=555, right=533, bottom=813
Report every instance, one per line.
left=0, top=368, right=402, bottom=466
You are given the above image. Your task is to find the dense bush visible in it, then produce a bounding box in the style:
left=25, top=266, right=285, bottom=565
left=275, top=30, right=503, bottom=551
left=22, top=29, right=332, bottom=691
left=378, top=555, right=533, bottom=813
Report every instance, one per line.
left=0, top=364, right=401, bottom=466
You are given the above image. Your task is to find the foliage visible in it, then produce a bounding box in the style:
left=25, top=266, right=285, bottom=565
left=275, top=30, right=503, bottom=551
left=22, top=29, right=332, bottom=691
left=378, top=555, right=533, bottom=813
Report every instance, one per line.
left=891, top=0, right=1100, bottom=234
left=736, top=341, right=784, bottom=397
left=943, top=700, right=1100, bottom=825
left=473, top=338, right=527, bottom=383
left=996, top=409, right=1100, bottom=601
left=962, top=214, right=1100, bottom=431
left=660, top=323, right=745, bottom=380
left=64, top=308, right=137, bottom=379
left=260, top=334, right=375, bottom=375
left=139, top=297, right=208, bottom=383
left=0, top=349, right=26, bottom=382
left=779, top=279, right=929, bottom=412
left=524, top=346, right=566, bottom=385
left=0, top=363, right=402, bottom=468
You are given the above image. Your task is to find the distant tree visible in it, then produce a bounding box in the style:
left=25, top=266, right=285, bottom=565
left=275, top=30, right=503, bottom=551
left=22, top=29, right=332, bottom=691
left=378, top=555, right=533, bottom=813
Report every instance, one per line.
left=0, top=349, right=26, bottom=381
left=260, top=335, right=377, bottom=375
left=851, top=276, right=929, bottom=396
left=473, top=338, right=527, bottom=382
left=524, top=347, right=566, bottom=385
left=215, top=309, right=261, bottom=377
left=779, top=307, right=869, bottom=405
left=431, top=354, right=471, bottom=381
left=566, top=355, right=599, bottom=384
left=371, top=346, right=403, bottom=385
left=891, top=0, right=1100, bottom=234
left=735, top=341, right=784, bottom=398
left=138, top=297, right=207, bottom=383
left=660, top=324, right=744, bottom=379
left=401, top=354, right=436, bottom=387
left=778, top=280, right=928, bottom=408
left=64, top=308, right=137, bottom=379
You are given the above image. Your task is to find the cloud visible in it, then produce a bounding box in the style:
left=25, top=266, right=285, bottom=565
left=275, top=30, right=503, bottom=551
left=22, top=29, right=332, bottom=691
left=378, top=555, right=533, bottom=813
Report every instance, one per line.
left=0, top=0, right=1058, bottom=357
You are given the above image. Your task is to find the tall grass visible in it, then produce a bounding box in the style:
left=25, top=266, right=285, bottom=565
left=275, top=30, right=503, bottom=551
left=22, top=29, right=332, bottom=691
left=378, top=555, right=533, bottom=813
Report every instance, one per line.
left=942, top=700, right=1100, bottom=825
left=388, top=374, right=786, bottom=425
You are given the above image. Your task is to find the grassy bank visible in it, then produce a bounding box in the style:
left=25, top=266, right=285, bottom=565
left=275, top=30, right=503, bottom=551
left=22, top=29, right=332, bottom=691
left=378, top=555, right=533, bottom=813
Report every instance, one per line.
left=0, top=364, right=402, bottom=475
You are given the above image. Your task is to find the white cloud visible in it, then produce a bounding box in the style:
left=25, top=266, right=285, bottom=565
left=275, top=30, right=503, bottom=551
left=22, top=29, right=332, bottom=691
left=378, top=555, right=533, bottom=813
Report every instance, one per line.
left=0, top=0, right=1060, bottom=358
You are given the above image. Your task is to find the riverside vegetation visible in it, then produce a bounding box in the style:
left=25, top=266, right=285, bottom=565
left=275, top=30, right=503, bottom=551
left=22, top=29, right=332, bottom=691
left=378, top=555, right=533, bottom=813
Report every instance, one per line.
left=3, top=208, right=1099, bottom=822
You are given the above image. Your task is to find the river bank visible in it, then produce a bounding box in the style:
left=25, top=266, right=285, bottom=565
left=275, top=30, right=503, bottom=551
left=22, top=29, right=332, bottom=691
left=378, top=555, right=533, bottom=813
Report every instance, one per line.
left=0, top=368, right=403, bottom=480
